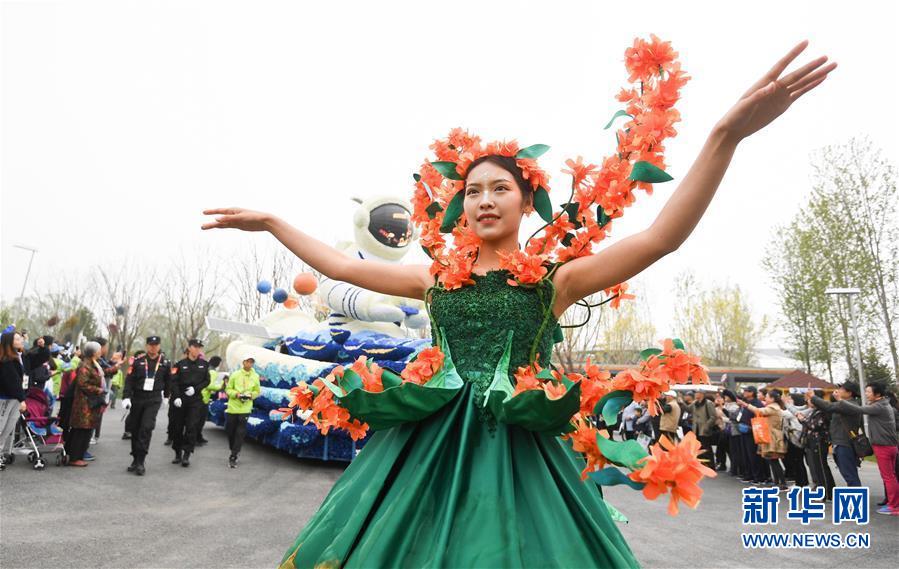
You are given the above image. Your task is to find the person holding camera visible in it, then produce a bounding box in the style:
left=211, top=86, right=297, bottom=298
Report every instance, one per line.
left=224, top=356, right=260, bottom=468
left=121, top=336, right=171, bottom=475
left=64, top=341, right=107, bottom=467
left=168, top=339, right=210, bottom=467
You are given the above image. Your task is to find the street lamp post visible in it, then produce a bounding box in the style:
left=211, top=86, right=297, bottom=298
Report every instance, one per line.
left=825, top=287, right=868, bottom=433
left=12, top=244, right=39, bottom=299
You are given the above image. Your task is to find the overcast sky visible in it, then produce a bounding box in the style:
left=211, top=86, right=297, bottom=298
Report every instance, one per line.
left=2, top=1, right=897, bottom=349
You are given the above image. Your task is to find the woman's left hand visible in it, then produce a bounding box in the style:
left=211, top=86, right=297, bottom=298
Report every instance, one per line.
left=716, top=40, right=837, bottom=143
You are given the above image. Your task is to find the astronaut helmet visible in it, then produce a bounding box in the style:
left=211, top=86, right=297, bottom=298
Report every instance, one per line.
left=352, top=196, right=417, bottom=261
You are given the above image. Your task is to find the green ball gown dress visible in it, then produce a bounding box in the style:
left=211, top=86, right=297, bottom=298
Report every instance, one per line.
left=280, top=270, right=640, bottom=568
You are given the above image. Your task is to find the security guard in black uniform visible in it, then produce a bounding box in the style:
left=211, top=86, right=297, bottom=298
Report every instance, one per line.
left=121, top=336, right=171, bottom=475
left=169, top=339, right=210, bottom=467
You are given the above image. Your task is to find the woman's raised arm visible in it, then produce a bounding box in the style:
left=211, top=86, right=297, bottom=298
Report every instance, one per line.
left=553, top=40, right=836, bottom=315
left=202, top=208, right=433, bottom=301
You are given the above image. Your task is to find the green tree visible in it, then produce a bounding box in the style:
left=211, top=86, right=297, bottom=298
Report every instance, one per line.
left=848, top=345, right=895, bottom=386
left=809, top=137, right=899, bottom=379
left=673, top=272, right=767, bottom=367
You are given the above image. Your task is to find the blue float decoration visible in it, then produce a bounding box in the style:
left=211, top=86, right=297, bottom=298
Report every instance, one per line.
left=272, top=288, right=288, bottom=303
left=257, top=280, right=273, bottom=294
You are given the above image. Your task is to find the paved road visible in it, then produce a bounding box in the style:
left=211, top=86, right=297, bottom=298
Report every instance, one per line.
left=1, top=405, right=897, bottom=568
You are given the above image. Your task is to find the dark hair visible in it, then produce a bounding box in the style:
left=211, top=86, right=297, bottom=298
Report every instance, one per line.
left=0, top=332, right=20, bottom=362
left=790, top=393, right=805, bottom=406
left=93, top=337, right=108, bottom=347
left=868, top=382, right=888, bottom=397
left=208, top=356, right=222, bottom=368
left=839, top=381, right=860, bottom=398
left=768, top=388, right=786, bottom=409
left=464, top=155, right=534, bottom=206
left=813, top=389, right=825, bottom=398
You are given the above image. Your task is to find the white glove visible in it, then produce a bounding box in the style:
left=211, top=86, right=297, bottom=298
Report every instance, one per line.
left=122, top=398, right=131, bottom=410
left=173, top=398, right=182, bottom=408
left=184, top=386, right=195, bottom=396
left=367, top=301, right=406, bottom=323
left=404, top=311, right=430, bottom=329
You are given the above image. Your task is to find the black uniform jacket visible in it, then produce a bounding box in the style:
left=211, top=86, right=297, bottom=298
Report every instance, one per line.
left=124, top=354, right=172, bottom=399
left=170, top=357, right=211, bottom=404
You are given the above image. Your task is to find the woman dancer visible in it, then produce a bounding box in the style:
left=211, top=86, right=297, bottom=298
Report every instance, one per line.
left=204, top=39, right=834, bottom=568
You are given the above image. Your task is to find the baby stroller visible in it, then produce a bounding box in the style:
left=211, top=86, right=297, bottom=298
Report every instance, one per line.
left=9, top=386, right=66, bottom=470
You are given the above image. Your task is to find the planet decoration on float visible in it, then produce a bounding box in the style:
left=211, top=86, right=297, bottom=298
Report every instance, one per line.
left=256, top=273, right=315, bottom=309
left=272, top=288, right=289, bottom=304
left=293, top=272, right=318, bottom=295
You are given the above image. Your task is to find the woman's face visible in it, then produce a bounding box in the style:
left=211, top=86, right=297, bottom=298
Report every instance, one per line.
left=463, top=161, right=527, bottom=242
left=765, top=393, right=775, bottom=405
left=13, top=333, right=24, bottom=351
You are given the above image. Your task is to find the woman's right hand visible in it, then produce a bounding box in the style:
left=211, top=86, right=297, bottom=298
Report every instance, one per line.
left=201, top=208, right=273, bottom=232
left=19, top=401, right=27, bottom=413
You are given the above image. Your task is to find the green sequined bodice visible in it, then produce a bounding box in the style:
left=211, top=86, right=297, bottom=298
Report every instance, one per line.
left=428, top=270, right=557, bottom=397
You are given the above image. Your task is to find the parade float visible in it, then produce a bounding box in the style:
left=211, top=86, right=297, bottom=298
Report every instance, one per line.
left=207, top=195, right=430, bottom=462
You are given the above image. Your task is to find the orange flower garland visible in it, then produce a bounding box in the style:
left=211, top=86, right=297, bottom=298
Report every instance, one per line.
left=412, top=35, right=688, bottom=296
left=278, top=346, right=450, bottom=441
left=400, top=346, right=445, bottom=385
left=629, top=432, right=718, bottom=515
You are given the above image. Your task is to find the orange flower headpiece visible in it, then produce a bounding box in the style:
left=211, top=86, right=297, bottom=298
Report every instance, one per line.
left=411, top=35, right=689, bottom=292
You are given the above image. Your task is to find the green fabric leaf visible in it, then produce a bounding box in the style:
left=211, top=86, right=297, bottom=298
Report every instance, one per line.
left=413, top=173, right=421, bottom=182
left=431, top=161, right=463, bottom=180
left=536, top=368, right=555, bottom=381
left=425, top=333, right=464, bottom=390
left=323, top=379, right=345, bottom=398
left=515, top=144, right=550, bottom=160
left=381, top=369, right=403, bottom=389
left=552, top=323, right=564, bottom=344
left=595, top=432, right=648, bottom=470
left=595, top=389, right=633, bottom=425
left=338, top=330, right=463, bottom=430
left=561, top=232, right=575, bottom=247
left=339, top=382, right=463, bottom=431
left=533, top=186, right=554, bottom=223
left=426, top=201, right=443, bottom=219
left=484, top=331, right=515, bottom=409
left=640, top=348, right=662, bottom=361
left=307, top=383, right=320, bottom=397
left=628, top=161, right=674, bottom=183
left=440, top=190, right=465, bottom=233
left=421, top=245, right=434, bottom=259
left=605, top=502, right=630, bottom=524
left=588, top=467, right=646, bottom=490
left=604, top=110, right=632, bottom=130
left=501, top=380, right=581, bottom=435
left=338, top=368, right=363, bottom=394
left=672, top=338, right=685, bottom=351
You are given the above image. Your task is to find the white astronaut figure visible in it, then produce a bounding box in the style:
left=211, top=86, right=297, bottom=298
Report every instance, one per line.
left=318, top=196, right=429, bottom=330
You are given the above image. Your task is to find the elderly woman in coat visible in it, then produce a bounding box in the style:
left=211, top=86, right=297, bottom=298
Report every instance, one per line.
left=65, top=341, right=106, bottom=466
